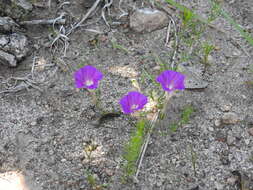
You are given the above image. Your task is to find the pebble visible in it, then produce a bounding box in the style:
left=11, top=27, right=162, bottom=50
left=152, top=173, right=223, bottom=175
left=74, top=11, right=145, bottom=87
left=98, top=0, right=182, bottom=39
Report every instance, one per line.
left=248, top=128, right=253, bottom=136
left=178, top=65, right=208, bottom=89
left=214, top=119, right=221, bottom=127
left=227, top=176, right=238, bottom=185
left=31, top=121, right=37, bottom=126
left=215, top=181, right=224, bottom=190
left=104, top=168, right=114, bottom=176
left=244, top=139, right=250, bottom=145
left=153, top=65, right=161, bottom=71
left=227, top=135, right=236, bottom=145
left=61, top=159, right=67, bottom=162
left=232, top=49, right=241, bottom=56
left=221, top=112, right=240, bottom=124
left=221, top=104, right=232, bottom=112
left=130, top=8, right=169, bottom=33
left=0, top=17, right=18, bottom=33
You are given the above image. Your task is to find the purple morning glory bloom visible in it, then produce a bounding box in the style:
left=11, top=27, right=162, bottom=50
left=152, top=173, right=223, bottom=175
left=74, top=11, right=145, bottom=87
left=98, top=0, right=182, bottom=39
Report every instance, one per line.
left=119, top=91, right=148, bottom=114
left=74, top=65, right=103, bottom=89
left=156, top=70, right=185, bottom=92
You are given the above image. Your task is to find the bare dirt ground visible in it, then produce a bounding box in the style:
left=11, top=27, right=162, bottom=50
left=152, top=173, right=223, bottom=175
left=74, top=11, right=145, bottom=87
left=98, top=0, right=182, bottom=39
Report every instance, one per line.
left=0, top=0, right=253, bottom=190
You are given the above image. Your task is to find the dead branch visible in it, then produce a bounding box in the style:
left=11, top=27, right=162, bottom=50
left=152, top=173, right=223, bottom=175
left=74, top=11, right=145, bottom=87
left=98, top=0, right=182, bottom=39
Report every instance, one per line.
left=20, top=18, right=66, bottom=25
left=101, top=0, right=113, bottom=27
left=135, top=93, right=173, bottom=180
left=66, top=0, right=102, bottom=36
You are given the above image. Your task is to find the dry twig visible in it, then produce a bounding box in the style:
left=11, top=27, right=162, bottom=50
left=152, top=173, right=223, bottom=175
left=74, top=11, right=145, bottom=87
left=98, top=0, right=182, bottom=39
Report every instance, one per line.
left=66, top=0, right=102, bottom=36
left=20, top=18, right=66, bottom=25
left=101, top=0, right=113, bottom=27
left=135, top=93, right=173, bottom=180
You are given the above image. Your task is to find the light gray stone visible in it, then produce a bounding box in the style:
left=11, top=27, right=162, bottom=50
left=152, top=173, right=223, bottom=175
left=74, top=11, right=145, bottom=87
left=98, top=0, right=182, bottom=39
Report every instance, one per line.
left=178, top=64, right=209, bottom=89
left=214, top=119, right=221, bottom=127
left=248, top=128, right=253, bottom=136
left=221, top=104, right=232, bottom=112
left=227, top=135, right=236, bottom=145
left=0, top=17, right=19, bottom=33
left=0, top=50, right=17, bottom=66
left=130, top=8, right=169, bottom=33
left=0, top=33, right=29, bottom=62
left=221, top=112, right=240, bottom=124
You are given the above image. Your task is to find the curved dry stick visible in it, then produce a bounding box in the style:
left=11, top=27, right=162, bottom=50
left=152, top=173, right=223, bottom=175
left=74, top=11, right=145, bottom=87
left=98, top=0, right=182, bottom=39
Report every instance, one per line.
left=118, top=0, right=128, bottom=18
left=135, top=93, right=173, bottom=179
left=67, top=0, right=102, bottom=36
left=101, top=0, right=113, bottom=27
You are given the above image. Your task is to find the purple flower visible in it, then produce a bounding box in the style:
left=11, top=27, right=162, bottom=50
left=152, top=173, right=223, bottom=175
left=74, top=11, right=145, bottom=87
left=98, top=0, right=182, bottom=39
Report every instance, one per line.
left=74, top=65, right=103, bottom=89
left=119, top=91, right=148, bottom=114
left=156, top=70, right=185, bottom=92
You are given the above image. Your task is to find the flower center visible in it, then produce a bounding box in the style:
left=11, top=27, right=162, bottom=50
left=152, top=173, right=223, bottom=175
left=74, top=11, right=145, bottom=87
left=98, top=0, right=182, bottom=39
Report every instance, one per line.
left=85, top=80, right=94, bottom=86
left=167, top=84, right=173, bottom=90
left=131, top=104, right=139, bottom=110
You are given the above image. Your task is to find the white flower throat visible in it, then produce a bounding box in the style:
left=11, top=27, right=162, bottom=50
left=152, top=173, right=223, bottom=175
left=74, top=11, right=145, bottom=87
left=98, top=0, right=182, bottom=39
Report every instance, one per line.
left=167, top=84, right=173, bottom=90
left=85, top=80, right=94, bottom=86
left=131, top=104, right=139, bottom=110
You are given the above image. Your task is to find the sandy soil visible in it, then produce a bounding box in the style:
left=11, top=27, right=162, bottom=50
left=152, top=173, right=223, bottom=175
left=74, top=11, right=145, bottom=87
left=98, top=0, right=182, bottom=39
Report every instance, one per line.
left=0, top=0, right=253, bottom=189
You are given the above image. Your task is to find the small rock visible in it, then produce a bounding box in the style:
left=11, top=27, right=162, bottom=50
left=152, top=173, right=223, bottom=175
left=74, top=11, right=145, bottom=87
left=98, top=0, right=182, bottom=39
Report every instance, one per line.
left=221, top=112, right=240, bottom=124
left=0, top=17, right=19, bottom=33
left=227, top=176, right=238, bottom=185
left=232, top=49, right=241, bottom=56
left=0, top=50, right=17, bottom=66
left=178, top=64, right=208, bottom=89
left=0, top=33, right=29, bottom=66
left=104, top=168, right=114, bottom=176
left=153, top=65, right=161, bottom=71
left=215, top=181, right=224, bottom=190
left=130, top=8, right=169, bottom=33
left=244, top=139, right=250, bottom=145
left=248, top=128, right=253, bottom=136
left=61, top=158, right=67, bottom=162
left=227, top=135, right=236, bottom=145
left=30, top=121, right=37, bottom=126
left=1, top=33, right=29, bottom=60
left=214, top=119, right=221, bottom=127
left=221, top=104, right=232, bottom=112
left=208, top=127, right=214, bottom=132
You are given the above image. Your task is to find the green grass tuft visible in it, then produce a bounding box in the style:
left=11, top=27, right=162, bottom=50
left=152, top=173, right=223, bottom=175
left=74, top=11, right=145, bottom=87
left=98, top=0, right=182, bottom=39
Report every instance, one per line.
left=169, top=105, right=194, bottom=132
left=208, top=0, right=253, bottom=46
left=122, top=119, right=147, bottom=178
left=111, top=40, right=130, bottom=54
left=166, top=0, right=253, bottom=46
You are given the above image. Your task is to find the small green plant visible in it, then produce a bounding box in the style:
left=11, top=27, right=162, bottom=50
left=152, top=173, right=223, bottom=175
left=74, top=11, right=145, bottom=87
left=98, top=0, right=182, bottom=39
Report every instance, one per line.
left=86, top=171, right=97, bottom=188
left=181, top=8, right=194, bottom=26
left=152, top=53, right=170, bottom=71
left=208, top=0, right=253, bottom=46
left=86, top=170, right=108, bottom=190
left=190, top=144, right=198, bottom=176
left=202, top=41, right=215, bottom=65
left=111, top=40, right=130, bottom=54
left=169, top=105, right=194, bottom=132
left=208, top=0, right=221, bottom=22
left=122, top=119, right=147, bottom=178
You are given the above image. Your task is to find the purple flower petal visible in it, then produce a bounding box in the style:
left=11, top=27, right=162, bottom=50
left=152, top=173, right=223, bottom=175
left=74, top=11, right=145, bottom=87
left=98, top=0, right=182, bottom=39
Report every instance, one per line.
left=74, top=65, right=103, bottom=89
left=156, top=70, right=185, bottom=92
left=119, top=91, right=148, bottom=114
